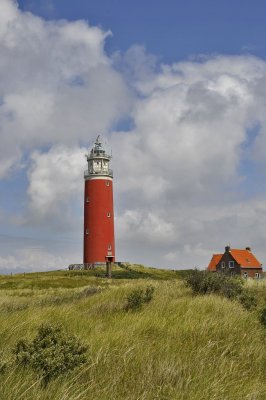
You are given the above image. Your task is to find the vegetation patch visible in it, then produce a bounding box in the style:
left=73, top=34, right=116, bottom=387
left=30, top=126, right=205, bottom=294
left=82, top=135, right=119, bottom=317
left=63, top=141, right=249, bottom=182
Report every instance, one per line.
left=185, top=270, right=266, bottom=327
left=14, top=323, right=88, bottom=384
left=125, top=285, right=155, bottom=310
left=259, top=307, right=266, bottom=326
left=238, top=292, right=258, bottom=310
left=185, top=269, right=243, bottom=299
left=0, top=268, right=265, bottom=399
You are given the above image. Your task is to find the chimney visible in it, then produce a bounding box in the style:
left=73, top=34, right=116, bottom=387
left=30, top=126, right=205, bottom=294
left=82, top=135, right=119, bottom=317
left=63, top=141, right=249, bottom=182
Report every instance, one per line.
left=246, top=247, right=251, bottom=251
left=225, top=246, right=231, bottom=253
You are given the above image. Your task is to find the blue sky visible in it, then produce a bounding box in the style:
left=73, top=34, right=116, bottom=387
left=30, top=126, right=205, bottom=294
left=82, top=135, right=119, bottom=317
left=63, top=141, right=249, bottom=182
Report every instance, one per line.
left=18, top=0, right=266, bottom=61
left=1, top=0, right=266, bottom=272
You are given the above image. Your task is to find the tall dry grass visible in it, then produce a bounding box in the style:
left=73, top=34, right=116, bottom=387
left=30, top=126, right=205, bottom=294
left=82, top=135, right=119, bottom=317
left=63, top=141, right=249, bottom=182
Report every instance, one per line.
left=0, top=268, right=265, bottom=399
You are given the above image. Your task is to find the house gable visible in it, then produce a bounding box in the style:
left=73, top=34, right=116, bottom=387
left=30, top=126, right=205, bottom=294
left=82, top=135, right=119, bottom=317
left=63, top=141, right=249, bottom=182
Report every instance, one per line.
left=216, top=249, right=241, bottom=274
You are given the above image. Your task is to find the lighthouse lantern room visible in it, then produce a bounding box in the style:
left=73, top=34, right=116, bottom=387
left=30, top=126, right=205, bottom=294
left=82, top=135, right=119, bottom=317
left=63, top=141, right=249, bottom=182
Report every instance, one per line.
left=83, top=136, right=115, bottom=274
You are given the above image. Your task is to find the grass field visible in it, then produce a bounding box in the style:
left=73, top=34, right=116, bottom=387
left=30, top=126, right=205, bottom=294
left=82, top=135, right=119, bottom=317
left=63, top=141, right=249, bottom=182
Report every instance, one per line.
left=0, top=265, right=265, bottom=400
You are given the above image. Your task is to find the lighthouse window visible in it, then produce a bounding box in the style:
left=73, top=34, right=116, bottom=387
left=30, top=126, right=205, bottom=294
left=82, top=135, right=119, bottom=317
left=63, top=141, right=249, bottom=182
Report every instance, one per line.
left=106, top=180, right=110, bottom=186
left=107, top=212, right=111, bottom=218
left=85, top=229, right=89, bottom=235
left=86, top=196, right=90, bottom=203
left=108, top=244, right=112, bottom=250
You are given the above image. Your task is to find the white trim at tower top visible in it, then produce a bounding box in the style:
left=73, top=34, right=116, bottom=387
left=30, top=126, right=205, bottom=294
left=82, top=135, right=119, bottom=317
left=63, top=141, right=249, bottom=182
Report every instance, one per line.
left=85, top=176, right=113, bottom=181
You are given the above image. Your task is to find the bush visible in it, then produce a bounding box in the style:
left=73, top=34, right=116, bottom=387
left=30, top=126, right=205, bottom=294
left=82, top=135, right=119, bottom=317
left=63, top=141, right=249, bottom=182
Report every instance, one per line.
left=238, top=292, right=258, bottom=310
left=14, top=323, right=88, bottom=384
left=125, top=285, right=155, bottom=310
left=126, top=289, right=144, bottom=310
left=219, top=278, right=243, bottom=299
left=143, top=285, right=155, bottom=303
left=185, top=270, right=244, bottom=300
left=259, top=308, right=266, bottom=326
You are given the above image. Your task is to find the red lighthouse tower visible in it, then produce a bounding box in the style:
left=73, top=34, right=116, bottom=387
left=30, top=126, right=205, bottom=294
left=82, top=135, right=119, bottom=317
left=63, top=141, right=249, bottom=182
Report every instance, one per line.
left=83, top=136, right=115, bottom=275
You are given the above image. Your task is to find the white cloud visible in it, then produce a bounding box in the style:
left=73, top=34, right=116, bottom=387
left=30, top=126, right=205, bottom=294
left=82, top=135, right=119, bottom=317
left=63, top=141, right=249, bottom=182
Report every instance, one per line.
left=116, top=210, right=176, bottom=244
left=2, top=2, right=266, bottom=270
left=110, top=53, right=266, bottom=267
left=113, top=54, right=266, bottom=202
left=26, top=145, right=85, bottom=228
left=0, top=0, right=130, bottom=178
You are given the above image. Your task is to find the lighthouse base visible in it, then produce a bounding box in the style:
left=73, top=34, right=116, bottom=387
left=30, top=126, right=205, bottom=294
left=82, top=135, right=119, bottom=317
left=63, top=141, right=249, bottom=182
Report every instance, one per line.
left=68, top=263, right=95, bottom=270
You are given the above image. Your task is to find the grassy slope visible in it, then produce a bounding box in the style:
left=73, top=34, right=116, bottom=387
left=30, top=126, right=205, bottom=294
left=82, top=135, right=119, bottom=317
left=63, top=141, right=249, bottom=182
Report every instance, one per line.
left=0, top=265, right=265, bottom=400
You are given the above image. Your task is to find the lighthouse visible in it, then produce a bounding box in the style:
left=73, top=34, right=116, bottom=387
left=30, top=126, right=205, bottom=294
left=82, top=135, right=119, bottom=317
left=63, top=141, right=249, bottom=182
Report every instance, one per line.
left=83, top=136, right=115, bottom=276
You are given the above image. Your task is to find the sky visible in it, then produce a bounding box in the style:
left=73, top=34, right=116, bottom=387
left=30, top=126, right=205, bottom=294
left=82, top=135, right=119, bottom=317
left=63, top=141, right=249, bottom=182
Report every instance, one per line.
left=1, top=0, right=266, bottom=272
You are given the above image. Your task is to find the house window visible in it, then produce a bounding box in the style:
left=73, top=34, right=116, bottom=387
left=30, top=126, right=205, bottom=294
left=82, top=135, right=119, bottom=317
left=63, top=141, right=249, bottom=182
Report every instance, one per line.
left=221, top=262, right=225, bottom=269
left=255, top=273, right=260, bottom=279
left=85, top=228, right=89, bottom=235
left=243, top=272, right=248, bottom=278
left=106, top=180, right=110, bottom=186
left=229, top=261, right=234, bottom=268
left=107, top=212, right=111, bottom=218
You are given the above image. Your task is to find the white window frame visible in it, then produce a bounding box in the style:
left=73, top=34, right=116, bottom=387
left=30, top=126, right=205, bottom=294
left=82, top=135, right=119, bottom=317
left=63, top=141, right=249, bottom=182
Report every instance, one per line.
left=221, top=261, right=225, bottom=269
left=86, top=196, right=90, bottom=203
left=243, top=272, right=248, bottom=278
left=108, top=244, right=112, bottom=250
left=229, top=261, right=234, bottom=268
left=255, top=272, right=260, bottom=279
left=85, top=228, right=89, bottom=235
left=107, top=212, right=111, bottom=218
left=106, top=180, right=110, bottom=186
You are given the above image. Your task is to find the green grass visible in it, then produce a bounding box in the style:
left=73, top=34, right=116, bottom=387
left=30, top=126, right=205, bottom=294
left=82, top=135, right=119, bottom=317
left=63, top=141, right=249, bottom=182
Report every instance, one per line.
left=0, top=265, right=265, bottom=399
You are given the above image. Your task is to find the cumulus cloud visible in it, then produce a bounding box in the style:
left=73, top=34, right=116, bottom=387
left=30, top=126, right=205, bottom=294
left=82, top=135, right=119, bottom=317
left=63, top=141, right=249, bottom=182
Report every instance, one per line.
left=113, top=54, right=266, bottom=206
left=2, top=2, right=266, bottom=271
left=0, top=0, right=130, bottom=178
left=26, top=146, right=85, bottom=228
left=111, top=53, right=266, bottom=267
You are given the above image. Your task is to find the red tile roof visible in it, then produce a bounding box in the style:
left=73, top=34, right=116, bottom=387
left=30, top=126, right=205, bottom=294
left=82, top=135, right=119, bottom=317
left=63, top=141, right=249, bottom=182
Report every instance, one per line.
left=207, top=254, right=222, bottom=271
left=230, top=249, right=262, bottom=269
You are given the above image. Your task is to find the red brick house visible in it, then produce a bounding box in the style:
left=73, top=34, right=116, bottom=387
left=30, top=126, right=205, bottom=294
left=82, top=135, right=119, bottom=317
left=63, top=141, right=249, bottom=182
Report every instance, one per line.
left=207, top=246, right=263, bottom=278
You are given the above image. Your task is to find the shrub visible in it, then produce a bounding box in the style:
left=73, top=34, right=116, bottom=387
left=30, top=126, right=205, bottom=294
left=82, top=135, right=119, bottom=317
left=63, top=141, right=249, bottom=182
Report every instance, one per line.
left=219, top=278, right=243, bottom=299
left=125, top=285, right=155, bottom=310
left=14, top=323, right=88, bottom=384
left=259, top=307, right=266, bottom=326
left=126, top=289, right=144, bottom=310
left=238, top=292, right=258, bottom=310
left=185, top=270, right=244, bottom=300
left=143, top=285, right=155, bottom=303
